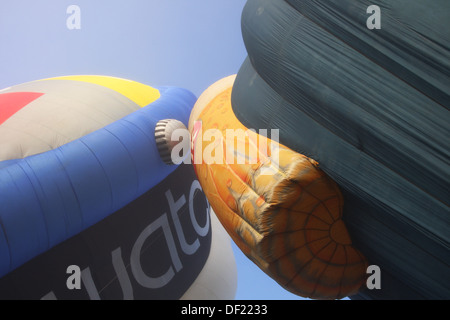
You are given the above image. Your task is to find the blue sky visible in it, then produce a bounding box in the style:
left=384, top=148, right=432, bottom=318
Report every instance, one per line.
left=0, top=0, right=305, bottom=300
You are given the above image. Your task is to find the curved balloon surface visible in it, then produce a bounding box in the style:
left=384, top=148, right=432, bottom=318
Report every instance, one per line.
left=189, top=75, right=367, bottom=299
left=0, top=76, right=237, bottom=299
left=181, top=209, right=238, bottom=300
left=232, top=0, right=449, bottom=299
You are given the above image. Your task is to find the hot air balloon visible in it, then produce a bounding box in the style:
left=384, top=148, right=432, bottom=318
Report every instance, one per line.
left=0, top=75, right=237, bottom=299
left=189, top=75, right=368, bottom=299
left=228, top=0, right=449, bottom=299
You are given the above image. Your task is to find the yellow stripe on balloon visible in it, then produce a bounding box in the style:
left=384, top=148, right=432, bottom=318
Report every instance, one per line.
left=44, top=75, right=160, bottom=107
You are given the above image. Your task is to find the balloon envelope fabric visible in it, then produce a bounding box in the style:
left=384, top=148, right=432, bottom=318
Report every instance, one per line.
left=0, top=76, right=237, bottom=299
left=189, top=75, right=368, bottom=300
left=232, top=0, right=450, bottom=299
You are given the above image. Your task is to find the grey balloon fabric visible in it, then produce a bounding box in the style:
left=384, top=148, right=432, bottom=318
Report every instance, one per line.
left=232, top=0, right=450, bottom=299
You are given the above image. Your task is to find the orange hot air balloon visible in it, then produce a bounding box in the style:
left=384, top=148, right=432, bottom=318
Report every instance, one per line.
left=189, top=75, right=367, bottom=299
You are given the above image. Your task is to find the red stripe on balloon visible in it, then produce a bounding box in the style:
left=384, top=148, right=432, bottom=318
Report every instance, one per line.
left=0, top=92, right=44, bottom=125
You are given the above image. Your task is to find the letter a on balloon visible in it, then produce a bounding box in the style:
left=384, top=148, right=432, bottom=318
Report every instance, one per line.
left=366, top=265, right=381, bottom=289
left=66, top=265, right=81, bottom=290
left=366, top=5, right=381, bottom=29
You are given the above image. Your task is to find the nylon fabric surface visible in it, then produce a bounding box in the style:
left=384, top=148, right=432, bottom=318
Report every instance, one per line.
left=231, top=0, right=450, bottom=299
